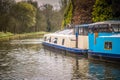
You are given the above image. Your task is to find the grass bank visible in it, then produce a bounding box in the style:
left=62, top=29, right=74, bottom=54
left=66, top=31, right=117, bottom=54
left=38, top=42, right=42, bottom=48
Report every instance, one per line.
left=0, top=31, right=48, bottom=41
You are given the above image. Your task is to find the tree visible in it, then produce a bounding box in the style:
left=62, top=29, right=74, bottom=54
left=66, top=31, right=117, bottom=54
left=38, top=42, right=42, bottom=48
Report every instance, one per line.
left=62, top=0, right=73, bottom=28
left=73, top=0, right=95, bottom=24
left=112, top=0, right=120, bottom=19
left=10, top=2, right=37, bottom=33
left=0, top=0, right=15, bottom=32
left=42, top=4, right=53, bottom=32
left=92, top=0, right=113, bottom=22
left=36, top=10, right=47, bottom=31
left=26, top=0, right=38, bottom=8
left=59, top=0, right=69, bottom=13
left=92, top=0, right=120, bottom=22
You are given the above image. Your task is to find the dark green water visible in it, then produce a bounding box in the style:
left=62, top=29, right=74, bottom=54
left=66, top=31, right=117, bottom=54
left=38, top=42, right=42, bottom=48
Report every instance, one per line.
left=0, top=38, right=120, bottom=80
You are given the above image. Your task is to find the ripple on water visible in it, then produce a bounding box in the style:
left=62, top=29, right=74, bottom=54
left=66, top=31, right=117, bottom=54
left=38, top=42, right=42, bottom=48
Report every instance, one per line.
left=0, top=39, right=120, bottom=80
left=10, top=39, right=43, bottom=44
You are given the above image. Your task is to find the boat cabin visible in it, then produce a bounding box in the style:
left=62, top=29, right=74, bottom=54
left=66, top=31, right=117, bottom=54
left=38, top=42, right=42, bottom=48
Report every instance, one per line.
left=73, top=24, right=89, bottom=49
left=88, top=21, right=120, bottom=61
left=74, top=24, right=88, bottom=35
left=43, top=24, right=89, bottom=53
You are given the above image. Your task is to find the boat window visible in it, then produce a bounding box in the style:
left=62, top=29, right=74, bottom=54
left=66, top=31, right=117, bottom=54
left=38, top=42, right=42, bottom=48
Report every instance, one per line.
left=98, top=24, right=110, bottom=32
left=99, top=24, right=108, bottom=27
left=53, top=38, right=58, bottom=44
left=49, top=37, right=51, bottom=42
left=62, top=39, right=65, bottom=45
left=111, top=24, right=120, bottom=32
left=104, top=42, right=112, bottom=50
left=89, top=24, right=111, bottom=32
left=88, top=25, right=94, bottom=33
left=79, top=27, right=88, bottom=35
left=84, top=27, right=88, bottom=35
left=79, top=28, right=83, bottom=35
left=74, top=27, right=79, bottom=35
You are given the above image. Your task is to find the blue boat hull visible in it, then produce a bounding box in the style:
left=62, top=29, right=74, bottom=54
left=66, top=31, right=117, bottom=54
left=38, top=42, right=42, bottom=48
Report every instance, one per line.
left=88, top=51, right=120, bottom=63
left=42, top=42, right=88, bottom=55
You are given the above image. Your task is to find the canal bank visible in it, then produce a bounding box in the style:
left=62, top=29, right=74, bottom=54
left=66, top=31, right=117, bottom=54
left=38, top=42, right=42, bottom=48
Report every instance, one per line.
left=0, top=32, right=47, bottom=41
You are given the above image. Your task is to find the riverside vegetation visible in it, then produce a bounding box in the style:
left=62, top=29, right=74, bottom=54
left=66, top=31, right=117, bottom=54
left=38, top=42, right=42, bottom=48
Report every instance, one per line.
left=0, top=0, right=120, bottom=40
left=0, top=0, right=68, bottom=40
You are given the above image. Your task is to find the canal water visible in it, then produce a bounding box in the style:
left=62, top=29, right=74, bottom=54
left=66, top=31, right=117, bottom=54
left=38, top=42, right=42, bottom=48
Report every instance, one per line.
left=0, top=38, right=120, bottom=80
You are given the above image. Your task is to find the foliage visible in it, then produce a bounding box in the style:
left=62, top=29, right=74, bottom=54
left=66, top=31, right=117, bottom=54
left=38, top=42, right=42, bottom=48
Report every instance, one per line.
left=26, top=0, right=38, bottom=8
left=0, top=0, right=67, bottom=33
left=92, top=0, right=120, bottom=22
left=112, top=0, right=120, bottom=20
left=1, top=0, right=120, bottom=34
left=40, top=4, right=64, bottom=32
left=28, top=1, right=64, bottom=32
left=42, top=4, right=53, bottom=32
left=11, top=2, right=37, bottom=33
left=0, top=0, right=37, bottom=33
left=59, top=0, right=69, bottom=13
left=0, top=0, right=15, bottom=15
left=62, top=0, right=73, bottom=29
left=50, top=11, right=63, bottom=31
left=0, top=0, right=15, bottom=32
left=92, top=0, right=112, bottom=22
left=35, top=10, right=47, bottom=31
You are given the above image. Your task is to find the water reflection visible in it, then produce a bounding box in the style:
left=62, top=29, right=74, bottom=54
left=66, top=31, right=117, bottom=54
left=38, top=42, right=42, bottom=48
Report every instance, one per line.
left=89, top=61, right=120, bottom=80
left=0, top=38, right=120, bottom=80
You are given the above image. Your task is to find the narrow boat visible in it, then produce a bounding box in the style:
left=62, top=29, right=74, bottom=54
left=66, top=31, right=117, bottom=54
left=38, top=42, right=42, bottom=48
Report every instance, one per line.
left=88, top=21, right=120, bottom=63
left=42, top=24, right=89, bottom=55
